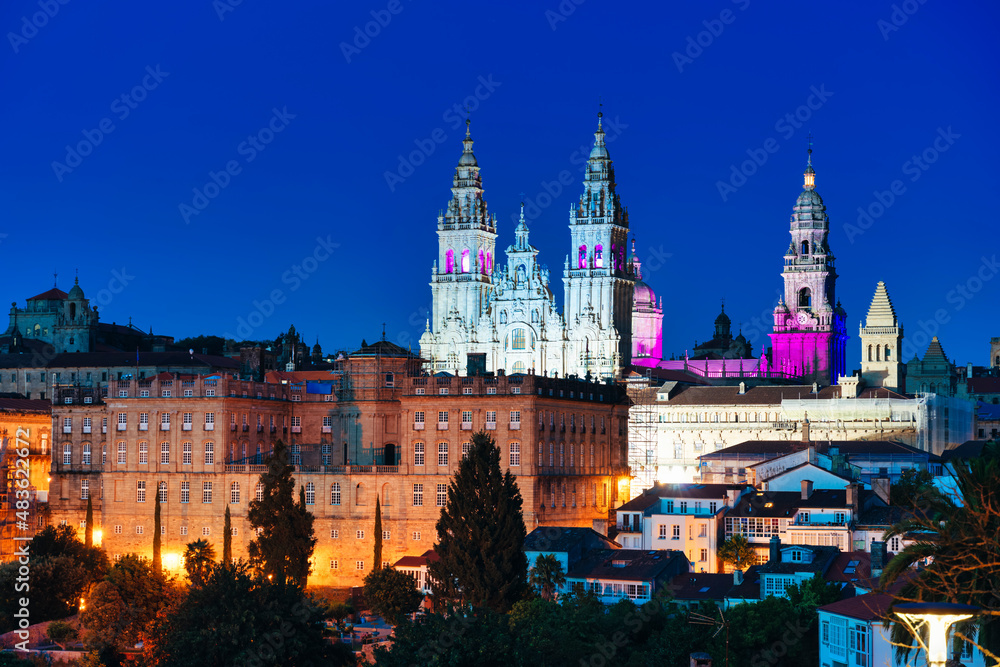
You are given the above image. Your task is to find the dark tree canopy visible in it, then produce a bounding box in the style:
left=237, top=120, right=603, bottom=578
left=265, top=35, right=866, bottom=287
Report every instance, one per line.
left=427, top=430, right=529, bottom=613
left=247, top=439, right=317, bottom=588
left=183, top=539, right=216, bottom=587
left=363, top=566, right=424, bottom=625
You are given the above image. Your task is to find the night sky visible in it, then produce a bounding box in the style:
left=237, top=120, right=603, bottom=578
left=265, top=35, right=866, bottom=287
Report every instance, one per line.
left=2, top=1, right=996, bottom=369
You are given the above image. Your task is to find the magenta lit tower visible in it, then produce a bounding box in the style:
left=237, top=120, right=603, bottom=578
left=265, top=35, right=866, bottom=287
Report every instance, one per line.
left=769, top=145, right=848, bottom=385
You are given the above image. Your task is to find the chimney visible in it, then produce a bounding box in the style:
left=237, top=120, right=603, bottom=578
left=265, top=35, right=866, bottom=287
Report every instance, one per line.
left=846, top=482, right=858, bottom=513
left=769, top=535, right=780, bottom=564
left=738, top=381, right=746, bottom=395
left=872, top=477, right=891, bottom=505
left=801, top=421, right=810, bottom=443
left=690, top=652, right=713, bottom=667
left=733, top=568, right=744, bottom=586
left=871, top=540, right=887, bottom=578
left=801, top=479, right=814, bottom=500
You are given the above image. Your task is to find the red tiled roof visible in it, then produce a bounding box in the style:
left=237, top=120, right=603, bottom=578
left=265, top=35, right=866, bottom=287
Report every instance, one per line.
left=28, top=287, right=68, bottom=301
left=819, top=591, right=895, bottom=622
left=392, top=550, right=438, bottom=568
left=825, top=551, right=872, bottom=584
left=0, top=398, right=51, bottom=413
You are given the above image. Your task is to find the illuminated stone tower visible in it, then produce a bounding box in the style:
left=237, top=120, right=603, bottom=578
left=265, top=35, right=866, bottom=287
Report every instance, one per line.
left=860, top=281, right=904, bottom=391
left=630, top=241, right=663, bottom=364
left=769, top=148, right=848, bottom=385
left=420, top=120, right=498, bottom=371
left=563, top=113, right=634, bottom=379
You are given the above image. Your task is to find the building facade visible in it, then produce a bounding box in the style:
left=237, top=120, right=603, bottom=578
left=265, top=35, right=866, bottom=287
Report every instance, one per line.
left=47, top=346, right=630, bottom=586
left=420, top=115, right=643, bottom=380
left=0, top=400, right=52, bottom=560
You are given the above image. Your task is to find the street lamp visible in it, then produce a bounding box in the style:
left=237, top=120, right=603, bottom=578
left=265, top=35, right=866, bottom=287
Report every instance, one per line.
left=894, top=602, right=980, bottom=667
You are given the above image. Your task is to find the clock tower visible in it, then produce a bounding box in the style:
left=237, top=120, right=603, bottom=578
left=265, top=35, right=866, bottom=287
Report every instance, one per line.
left=769, top=148, right=848, bottom=385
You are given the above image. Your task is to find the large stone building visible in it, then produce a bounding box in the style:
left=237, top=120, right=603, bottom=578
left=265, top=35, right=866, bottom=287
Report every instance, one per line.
left=47, top=341, right=630, bottom=585
left=769, top=151, right=848, bottom=385
left=420, top=115, right=652, bottom=380
left=0, top=399, right=52, bottom=559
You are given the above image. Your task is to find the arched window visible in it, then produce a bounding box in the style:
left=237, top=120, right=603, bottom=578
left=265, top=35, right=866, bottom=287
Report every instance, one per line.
left=356, top=483, right=365, bottom=506
left=69, top=303, right=77, bottom=319
left=305, top=482, right=315, bottom=505
left=486, top=252, right=493, bottom=273
left=885, top=345, right=891, bottom=361
left=512, top=361, right=526, bottom=374
left=876, top=346, right=881, bottom=361
left=801, top=240, right=809, bottom=255
left=798, top=288, right=811, bottom=308
left=595, top=244, right=603, bottom=268
left=578, top=245, right=587, bottom=269
left=868, top=345, right=873, bottom=362
left=445, top=249, right=454, bottom=274
left=511, top=329, right=526, bottom=350
left=461, top=249, right=470, bottom=273
left=478, top=249, right=486, bottom=274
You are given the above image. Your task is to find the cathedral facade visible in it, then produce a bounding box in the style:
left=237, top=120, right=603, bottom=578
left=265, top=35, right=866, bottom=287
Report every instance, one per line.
left=420, top=116, right=654, bottom=380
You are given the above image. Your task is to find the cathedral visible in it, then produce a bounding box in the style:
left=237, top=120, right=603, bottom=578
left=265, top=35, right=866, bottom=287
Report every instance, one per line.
left=419, top=115, right=661, bottom=379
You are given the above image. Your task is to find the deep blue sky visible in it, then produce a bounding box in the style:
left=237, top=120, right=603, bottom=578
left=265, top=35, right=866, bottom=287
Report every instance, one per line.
left=2, top=0, right=996, bottom=369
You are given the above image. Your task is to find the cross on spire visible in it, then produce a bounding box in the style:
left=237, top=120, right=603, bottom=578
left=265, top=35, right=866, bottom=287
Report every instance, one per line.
left=807, top=132, right=813, bottom=165
left=53, top=271, right=57, bottom=287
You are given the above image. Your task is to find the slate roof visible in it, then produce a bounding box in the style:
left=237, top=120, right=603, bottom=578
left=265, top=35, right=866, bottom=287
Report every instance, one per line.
left=700, top=440, right=935, bottom=461
left=854, top=505, right=914, bottom=528
left=566, top=549, right=686, bottom=583
left=0, top=351, right=240, bottom=370
left=662, top=384, right=911, bottom=406
left=941, top=440, right=991, bottom=461
left=825, top=551, right=872, bottom=584
left=726, top=490, right=853, bottom=519
left=758, top=545, right=840, bottom=576
left=670, top=573, right=734, bottom=601
left=0, top=398, right=51, bottom=413
left=969, top=377, right=1000, bottom=394
left=523, top=526, right=620, bottom=553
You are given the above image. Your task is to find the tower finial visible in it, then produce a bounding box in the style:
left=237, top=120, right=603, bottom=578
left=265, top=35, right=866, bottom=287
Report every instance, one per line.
left=465, top=116, right=471, bottom=139
left=803, top=133, right=816, bottom=189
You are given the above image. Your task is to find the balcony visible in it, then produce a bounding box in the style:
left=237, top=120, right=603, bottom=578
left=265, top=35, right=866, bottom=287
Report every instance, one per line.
left=509, top=422, right=520, bottom=430
left=461, top=422, right=472, bottom=430
left=437, top=422, right=448, bottom=430
left=204, top=423, right=215, bottom=431
left=63, top=426, right=72, bottom=434
left=117, top=423, right=126, bottom=431
left=323, top=464, right=400, bottom=474
left=139, top=423, right=148, bottom=431
left=230, top=424, right=237, bottom=431
left=485, top=422, right=496, bottom=430
left=83, top=426, right=91, bottom=434
left=257, top=425, right=264, bottom=433
left=321, top=426, right=332, bottom=433
left=413, top=422, right=424, bottom=431
left=160, top=424, right=170, bottom=431
left=182, top=423, right=192, bottom=431
left=291, top=426, right=302, bottom=433
left=242, top=425, right=249, bottom=432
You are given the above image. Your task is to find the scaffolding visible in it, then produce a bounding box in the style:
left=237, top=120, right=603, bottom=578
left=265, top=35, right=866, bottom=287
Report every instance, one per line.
left=626, top=368, right=659, bottom=498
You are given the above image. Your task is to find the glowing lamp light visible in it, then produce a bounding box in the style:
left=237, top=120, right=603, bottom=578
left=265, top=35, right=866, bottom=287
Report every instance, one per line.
left=79, top=598, right=86, bottom=612
left=894, top=602, right=980, bottom=667
left=93, top=529, right=103, bottom=546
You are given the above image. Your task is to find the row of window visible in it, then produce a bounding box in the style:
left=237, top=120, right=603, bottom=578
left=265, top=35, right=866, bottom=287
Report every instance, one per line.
left=656, top=523, right=710, bottom=540
left=415, top=385, right=516, bottom=395
left=129, top=480, right=271, bottom=504
left=538, top=441, right=610, bottom=468
left=112, top=523, right=242, bottom=537
left=411, top=483, right=448, bottom=507
left=413, top=410, right=520, bottom=424
left=412, top=441, right=521, bottom=467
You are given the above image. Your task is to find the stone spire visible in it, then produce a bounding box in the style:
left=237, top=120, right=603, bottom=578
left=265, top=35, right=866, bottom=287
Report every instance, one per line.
left=865, top=281, right=899, bottom=328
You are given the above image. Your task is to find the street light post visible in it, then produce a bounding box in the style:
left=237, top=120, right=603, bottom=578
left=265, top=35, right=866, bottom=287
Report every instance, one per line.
left=894, top=602, right=980, bottom=667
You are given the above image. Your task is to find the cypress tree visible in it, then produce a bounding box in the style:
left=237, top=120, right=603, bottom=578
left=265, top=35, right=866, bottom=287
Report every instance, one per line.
left=153, top=483, right=162, bottom=571
left=428, top=430, right=528, bottom=613
left=374, top=496, right=383, bottom=571
left=85, top=495, right=94, bottom=549
left=223, top=505, right=232, bottom=564
left=247, top=440, right=317, bottom=588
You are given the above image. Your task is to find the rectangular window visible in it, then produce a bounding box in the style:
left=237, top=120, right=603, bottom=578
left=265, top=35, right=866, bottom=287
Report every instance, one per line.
left=62, top=443, right=72, bottom=465
left=136, top=525, right=144, bottom=535
left=509, top=442, right=520, bottom=466
left=436, top=483, right=447, bottom=507
left=672, top=525, right=680, bottom=539
left=461, top=410, right=472, bottom=423
left=183, top=441, right=192, bottom=464
left=413, top=483, right=423, bottom=506
left=437, top=442, right=448, bottom=466
left=382, top=530, right=390, bottom=541
left=203, top=482, right=213, bottom=503
left=462, top=441, right=471, bottom=458
left=139, top=442, right=148, bottom=465
left=205, top=442, right=215, bottom=465
left=305, top=483, right=315, bottom=505
left=412, top=531, right=421, bottom=540
left=356, top=530, right=365, bottom=539
left=331, top=483, right=341, bottom=505
left=203, top=527, right=210, bottom=536
left=184, top=389, right=193, bottom=397
left=118, top=413, right=127, bottom=428
left=331, top=560, right=339, bottom=570
left=180, top=525, right=188, bottom=536
left=438, top=411, right=448, bottom=423
left=700, top=549, right=708, bottom=562
left=331, top=529, right=339, bottom=539
left=658, top=524, right=667, bottom=539
left=81, top=479, right=90, bottom=500
left=115, top=525, right=122, bottom=534
left=356, top=561, right=364, bottom=571
left=679, top=501, right=688, bottom=513
left=137, top=480, right=146, bottom=503
left=414, top=411, right=425, bottom=424
left=510, top=410, right=520, bottom=424
left=414, top=442, right=425, bottom=466
left=62, top=416, right=72, bottom=432
left=82, top=443, right=91, bottom=465
left=486, top=411, right=496, bottom=423
left=160, top=442, right=170, bottom=464
left=139, top=413, right=149, bottom=428
left=181, top=482, right=190, bottom=503
left=205, top=412, right=215, bottom=427
left=183, top=412, right=192, bottom=426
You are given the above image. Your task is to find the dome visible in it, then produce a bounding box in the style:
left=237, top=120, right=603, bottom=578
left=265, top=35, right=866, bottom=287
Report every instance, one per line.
left=796, top=189, right=824, bottom=207
left=633, top=280, right=655, bottom=305
left=68, top=278, right=84, bottom=300
left=715, top=309, right=731, bottom=329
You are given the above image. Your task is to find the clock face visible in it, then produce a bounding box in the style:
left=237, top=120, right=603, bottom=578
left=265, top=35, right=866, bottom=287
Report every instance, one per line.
left=797, top=311, right=809, bottom=325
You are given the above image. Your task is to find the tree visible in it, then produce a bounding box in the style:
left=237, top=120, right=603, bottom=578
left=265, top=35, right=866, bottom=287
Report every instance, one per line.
left=890, top=467, right=935, bottom=507
left=247, top=439, right=317, bottom=588
left=85, top=495, right=94, bottom=549
left=153, top=485, right=162, bottom=572
left=46, top=620, right=77, bottom=649
left=143, top=560, right=353, bottom=666
left=81, top=554, right=175, bottom=659
left=528, top=554, right=566, bottom=601
left=374, top=496, right=383, bottom=571
left=0, top=525, right=108, bottom=632
left=363, top=566, right=423, bottom=625
left=183, top=539, right=216, bottom=587
left=428, top=430, right=529, bottom=612
left=881, top=441, right=1000, bottom=663
left=718, top=534, right=756, bottom=570
left=223, top=505, right=232, bottom=564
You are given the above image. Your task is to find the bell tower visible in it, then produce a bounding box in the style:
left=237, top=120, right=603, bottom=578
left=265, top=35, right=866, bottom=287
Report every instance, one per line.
left=563, top=112, right=634, bottom=379
left=860, top=281, right=904, bottom=391
left=769, top=145, right=848, bottom=385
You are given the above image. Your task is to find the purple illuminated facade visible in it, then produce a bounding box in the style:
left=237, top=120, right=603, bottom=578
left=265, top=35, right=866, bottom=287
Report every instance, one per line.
left=768, top=152, right=848, bottom=385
